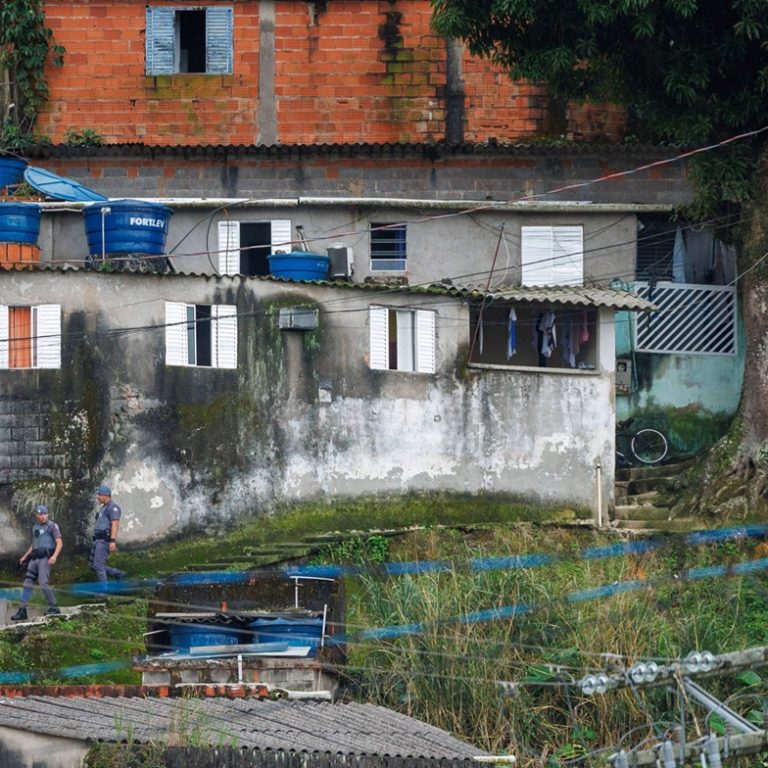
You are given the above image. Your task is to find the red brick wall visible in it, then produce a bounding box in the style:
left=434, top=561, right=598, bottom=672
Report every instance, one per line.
left=39, top=0, right=625, bottom=146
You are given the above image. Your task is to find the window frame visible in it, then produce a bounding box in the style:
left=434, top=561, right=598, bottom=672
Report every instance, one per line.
left=369, top=305, right=436, bottom=373
left=146, top=6, right=234, bottom=76
left=165, top=301, right=237, bottom=369
left=217, top=219, right=292, bottom=276
left=370, top=223, right=407, bottom=272
left=0, top=304, right=61, bottom=370
left=521, top=225, right=584, bottom=286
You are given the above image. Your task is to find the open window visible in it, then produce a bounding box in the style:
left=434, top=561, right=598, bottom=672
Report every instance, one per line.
left=369, top=305, right=435, bottom=373
left=146, top=6, right=233, bottom=75
left=165, top=302, right=237, bottom=368
left=218, top=220, right=292, bottom=276
left=469, top=303, right=598, bottom=371
left=0, top=305, right=61, bottom=370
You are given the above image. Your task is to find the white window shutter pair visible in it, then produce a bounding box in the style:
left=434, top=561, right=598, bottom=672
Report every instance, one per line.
left=521, top=226, right=584, bottom=286
left=217, top=219, right=293, bottom=274
left=165, top=301, right=237, bottom=368
left=369, top=306, right=435, bottom=374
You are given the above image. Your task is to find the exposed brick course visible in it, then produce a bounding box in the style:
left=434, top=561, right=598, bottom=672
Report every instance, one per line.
left=40, top=0, right=625, bottom=146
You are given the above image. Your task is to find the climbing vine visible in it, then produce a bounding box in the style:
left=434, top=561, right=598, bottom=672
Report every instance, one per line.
left=0, top=0, right=64, bottom=149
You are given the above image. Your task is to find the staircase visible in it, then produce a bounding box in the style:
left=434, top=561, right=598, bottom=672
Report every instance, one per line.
left=613, top=459, right=698, bottom=532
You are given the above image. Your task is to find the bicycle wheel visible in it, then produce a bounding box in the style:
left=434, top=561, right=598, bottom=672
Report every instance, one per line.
left=631, top=428, right=668, bottom=465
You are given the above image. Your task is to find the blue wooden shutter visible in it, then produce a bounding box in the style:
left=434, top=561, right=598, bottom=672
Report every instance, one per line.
left=146, top=7, right=176, bottom=75
left=206, top=7, right=233, bottom=74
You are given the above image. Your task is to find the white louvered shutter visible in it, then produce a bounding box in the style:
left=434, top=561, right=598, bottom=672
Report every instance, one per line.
left=218, top=220, right=240, bottom=275
left=206, top=7, right=233, bottom=74
left=165, top=302, right=189, bottom=366
left=551, top=226, right=583, bottom=285
left=415, top=310, right=436, bottom=374
left=34, top=305, right=61, bottom=369
left=212, top=304, right=237, bottom=369
left=145, top=7, right=175, bottom=75
left=521, top=227, right=555, bottom=286
left=522, top=226, right=583, bottom=286
left=0, top=305, right=8, bottom=369
left=369, top=306, right=389, bottom=370
left=270, top=220, right=293, bottom=254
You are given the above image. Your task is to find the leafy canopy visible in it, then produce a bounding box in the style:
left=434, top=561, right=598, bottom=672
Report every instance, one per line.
left=430, top=0, right=768, bottom=145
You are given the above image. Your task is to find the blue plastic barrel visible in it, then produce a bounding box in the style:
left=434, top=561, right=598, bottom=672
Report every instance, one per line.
left=249, top=617, right=324, bottom=655
left=0, top=157, right=27, bottom=190
left=83, top=200, right=173, bottom=256
left=168, top=623, right=246, bottom=652
left=268, top=252, right=330, bottom=281
left=0, top=203, right=41, bottom=244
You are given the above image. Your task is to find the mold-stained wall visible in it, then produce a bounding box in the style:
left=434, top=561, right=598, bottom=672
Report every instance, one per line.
left=0, top=270, right=617, bottom=553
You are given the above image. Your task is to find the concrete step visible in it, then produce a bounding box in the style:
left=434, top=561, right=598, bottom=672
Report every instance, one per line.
left=616, top=491, right=671, bottom=509
left=615, top=458, right=696, bottom=482
left=611, top=518, right=699, bottom=532
left=614, top=504, right=672, bottom=521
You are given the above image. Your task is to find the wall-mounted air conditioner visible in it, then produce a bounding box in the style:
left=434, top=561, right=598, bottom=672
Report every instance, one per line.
left=327, top=243, right=354, bottom=280
left=278, top=307, right=319, bottom=331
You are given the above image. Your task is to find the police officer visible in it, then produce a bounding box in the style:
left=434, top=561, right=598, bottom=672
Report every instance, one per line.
left=88, top=485, right=127, bottom=586
left=11, top=505, right=63, bottom=621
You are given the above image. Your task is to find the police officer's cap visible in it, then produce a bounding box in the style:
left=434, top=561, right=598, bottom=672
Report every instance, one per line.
left=35, top=504, right=49, bottom=515
left=96, top=485, right=111, bottom=496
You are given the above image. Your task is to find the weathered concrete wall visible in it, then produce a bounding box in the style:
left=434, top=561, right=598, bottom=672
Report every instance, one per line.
left=35, top=200, right=639, bottom=288
left=0, top=270, right=616, bottom=553
left=0, top=726, right=87, bottom=768
left=25, top=144, right=693, bottom=206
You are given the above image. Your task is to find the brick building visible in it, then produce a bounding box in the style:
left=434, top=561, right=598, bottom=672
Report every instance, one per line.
left=39, top=0, right=626, bottom=146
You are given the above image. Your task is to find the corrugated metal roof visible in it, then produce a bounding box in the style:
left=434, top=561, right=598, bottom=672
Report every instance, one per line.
left=0, top=696, right=488, bottom=757
left=440, top=282, right=656, bottom=311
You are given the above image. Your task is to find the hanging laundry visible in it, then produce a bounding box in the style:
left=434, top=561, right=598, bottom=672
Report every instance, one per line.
left=672, top=225, right=688, bottom=283
left=537, top=309, right=557, bottom=360
left=579, top=311, right=589, bottom=345
left=561, top=313, right=577, bottom=368
left=506, top=307, right=517, bottom=360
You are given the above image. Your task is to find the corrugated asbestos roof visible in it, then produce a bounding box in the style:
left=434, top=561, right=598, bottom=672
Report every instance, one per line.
left=440, top=282, right=656, bottom=311
left=0, top=696, right=487, bottom=757
left=2, top=264, right=655, bottom=310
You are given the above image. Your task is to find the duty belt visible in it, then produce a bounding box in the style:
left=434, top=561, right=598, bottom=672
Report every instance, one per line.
left=93, top=531, right=110, bottom=541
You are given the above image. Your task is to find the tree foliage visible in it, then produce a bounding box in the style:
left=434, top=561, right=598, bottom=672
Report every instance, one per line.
left=0, top=0, right=64, bottom=149
left=430, top=0, right=768, bottom=145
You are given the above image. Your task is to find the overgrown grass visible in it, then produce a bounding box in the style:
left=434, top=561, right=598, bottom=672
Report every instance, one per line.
left=335, top=526, right=768, bottom=764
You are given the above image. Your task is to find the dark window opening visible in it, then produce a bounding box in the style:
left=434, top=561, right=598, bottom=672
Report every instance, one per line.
left=195, top=305, right=212, bottom=366
left=636, top=216, right=675, bottom=281
left=178, top=10, right=206, bottom=73
left=240, top=223, right=273, bottom=276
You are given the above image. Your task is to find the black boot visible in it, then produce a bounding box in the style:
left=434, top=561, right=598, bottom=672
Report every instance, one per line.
left=10, top=607, right=28, bottom=621
left=44, top=606, right=61, bottom=616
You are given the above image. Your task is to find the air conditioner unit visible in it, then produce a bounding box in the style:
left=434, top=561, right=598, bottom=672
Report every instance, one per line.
left=327, top=243, right=354, bottom=280
left=278, top=307, right=319, bottom=331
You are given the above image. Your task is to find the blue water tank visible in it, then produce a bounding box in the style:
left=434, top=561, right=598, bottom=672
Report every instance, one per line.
left=0, top=203, right=41, bottom=244
left=268, top=252, right=330, bottom=281
left=0, top=157, right=27, bottom=190
left=168, top=623, right=246, bottom=652
left=83, top=200, right=173, bottom=257
left=249, top=617, right=324, bottom=656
